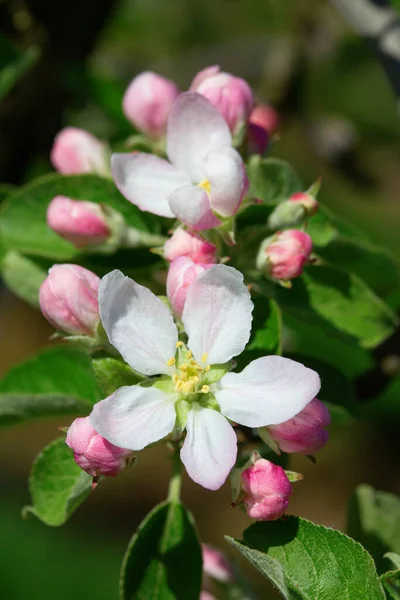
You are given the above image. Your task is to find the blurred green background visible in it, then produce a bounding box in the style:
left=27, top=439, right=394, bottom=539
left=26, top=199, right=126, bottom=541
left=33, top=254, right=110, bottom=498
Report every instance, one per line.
left=1, top=0, right=400, bottom=597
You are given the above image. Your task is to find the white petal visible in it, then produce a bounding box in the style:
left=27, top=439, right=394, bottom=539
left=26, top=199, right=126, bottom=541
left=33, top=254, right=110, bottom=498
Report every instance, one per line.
left=182, top=265, right=253, bottom=365
left=168, top=185, right=221, bottom=231
left=90, top=386, right=177, bottom=450
left=215, top=356, right=321, bottom=428
left=203, top=148, right=249, bottom=217
left=99, top=270, right=178, bottom=376
left=167, top=93, right=232, bottom=182
left=180, top=405, right=237, bottom=490
left=111, top=153, right=190, bottom=217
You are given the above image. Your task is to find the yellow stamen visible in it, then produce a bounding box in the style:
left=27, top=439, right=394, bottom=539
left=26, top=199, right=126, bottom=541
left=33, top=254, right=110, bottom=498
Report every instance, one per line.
left=201, top=385, right=210, bottom=394
left=204, top=365, right=211, bottom=372
left=187, top=350, right=193, bottom=359
left=167, top=357, right=176, bottom=366
left=176, top=341, right=183, bottom=348
left=201, top=353, right=208, bottom=363
left=198, top=179, right=211, bottom=194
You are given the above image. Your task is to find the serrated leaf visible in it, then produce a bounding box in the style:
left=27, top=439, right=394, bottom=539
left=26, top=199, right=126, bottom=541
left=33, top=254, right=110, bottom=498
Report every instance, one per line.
left=24, top=437, right=92, bottom=526
left=1, top=251, right=47, bottom=306
left=247, top=156, right=302, bottom=205
left=120, top=500, right=202, bottom=600
left=227, top=516, right=385, bottom=599
left=347, top=485, right=400, bottom=574
left=0, top=173, right=151, bottom=260
left=381, top=570, right=400, bottom=599
left=92, top=357, right=145, bottom=397
left=0, top=346, right=102, bottom=428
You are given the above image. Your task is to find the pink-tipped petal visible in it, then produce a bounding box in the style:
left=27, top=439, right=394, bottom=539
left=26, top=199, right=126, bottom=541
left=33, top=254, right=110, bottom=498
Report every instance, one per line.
left=189, top=65, right=220, bottom=91
left=167, top=257, right=212, bottom=317
left=168, top=185, right=221, bottom=231
left=215, top=356, right=321, bottom=428
left=180, top=405, right=237, bottom=490
left=111, top=153, right=190, bottom=218
left=167, top=93, right=232, bottom=182
left=164, top=228, right=217, bottom=264
left=202, top=147, right=249, bottom=217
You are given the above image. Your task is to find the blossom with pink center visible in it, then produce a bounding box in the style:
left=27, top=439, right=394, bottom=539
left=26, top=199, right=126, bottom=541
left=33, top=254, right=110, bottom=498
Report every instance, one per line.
left=265, top=398, right=330, bottom=454
left=39, top=264, right=100, bottom=336
left=167, top=257, right=213, bottom=317
left=241, top=458, right=292, bottom=520
left=89, top=265, right=320, bottom=490
left=66, top=417, right=133, bottom=477
left=257, top=230, right=313, bottom=281
left=112, top=93, right=249, bottom=231
left=202, top=544, right=235, bottom=583
left=247, top=104, right=279, bottom=155
left=47, top=196, right=111, bottom=249
left=123, top=71, right=179, bottom=139
left=50, top=127, right=109, bottom=176
left=164, top=228, right=216, bottom=264
left=190, top=66, right=253, bottom=134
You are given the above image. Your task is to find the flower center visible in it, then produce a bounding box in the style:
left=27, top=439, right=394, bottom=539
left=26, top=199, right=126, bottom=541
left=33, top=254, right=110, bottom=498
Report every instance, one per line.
left=167, top=344, right=210, bottom=396
left=198, top=179, right=211, bottom=194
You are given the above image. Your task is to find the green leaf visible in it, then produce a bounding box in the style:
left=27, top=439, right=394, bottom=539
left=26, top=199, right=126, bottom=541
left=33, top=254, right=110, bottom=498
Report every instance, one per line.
left=227, top=516, right=385, bottom=600
left=0, top=36, right=40, bottom=101
left=92, top=357, right=145, bottom=397
left=275, top=265, right=398, bottom=348
left=381, top=569, right=400, bottom=599
left=0, top=173, right=151, bottom=260
left=306, top=209, right=338, bottom=247
left=1, top=251, right=47, bottom=306
left=247, top=297, right=282, bottom=355
left=120, top=500, right=202, bottom=600
left=347, top=485, right=400, bottom=574
left=0, top=183, right=13, bottom=203
left=23, top=437, right=92, bottom=526
left=247, top=156, right=302, bottom=205
left=0, top=346, right=102, bottom=428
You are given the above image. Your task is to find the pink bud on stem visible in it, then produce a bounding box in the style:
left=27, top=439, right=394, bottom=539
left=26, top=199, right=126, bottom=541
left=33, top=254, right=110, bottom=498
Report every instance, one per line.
left=167, top=257, right=213, bottom=317
left=164, top=228, right=217, bottom=264
left=51, top=127, right=110, bottom=176
left=256, top=229, right=313, bottom=282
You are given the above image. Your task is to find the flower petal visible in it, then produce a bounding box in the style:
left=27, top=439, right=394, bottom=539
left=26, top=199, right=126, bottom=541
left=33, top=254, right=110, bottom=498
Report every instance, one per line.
left=111, top=153, right=190, bottom=217
left=90, top=385, right=177, bottom=450
left=167, top=93, right=232, bottom=182
left=168, top=185, right=221, bottom=231
left=99, top=270, right=178, bottom=375
left=182, top=265, right=253, bottom=365
left=215, top=356, right=321, bottom=428
left=180, top=405, right=237, bottom=490
left=203, top=147, right=249, bottom=217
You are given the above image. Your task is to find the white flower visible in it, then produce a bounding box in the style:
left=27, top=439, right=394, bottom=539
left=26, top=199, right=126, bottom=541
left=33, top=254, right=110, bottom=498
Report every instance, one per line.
left=111, top=93, right=249, bottom=231
left=90, top=265, right=320, bottom=490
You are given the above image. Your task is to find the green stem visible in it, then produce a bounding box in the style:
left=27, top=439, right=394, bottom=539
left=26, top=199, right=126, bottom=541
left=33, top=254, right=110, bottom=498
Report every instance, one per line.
left=167, top=447, right=182, bottom=502
left=122, top=227, right=167, bottom=248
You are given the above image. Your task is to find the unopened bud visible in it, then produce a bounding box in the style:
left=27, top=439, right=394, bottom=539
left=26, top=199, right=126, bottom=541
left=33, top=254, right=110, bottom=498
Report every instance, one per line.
left=123, top=71, right=179, bottom=139
left=39, top=264, right=100, bottom=336
left=256, top=230, right=313, bottom=281
left=268, top=186, right=319, bottom=230
left=164, top=228, right=217, bottom=264
left=167, top=257, right=213, bottom=317
left=50, top=127, right=110, bottom=176
left=191, top=66, right=253, bottom=134
left=248, top=104, right=280, bottom=154
left=66, top=417, right=133, bottom=477
left=202, top=544, right=235, bottom=583
left=241, top=457, right=292, bottom=521
left=263, top=398, right=331, bottom=454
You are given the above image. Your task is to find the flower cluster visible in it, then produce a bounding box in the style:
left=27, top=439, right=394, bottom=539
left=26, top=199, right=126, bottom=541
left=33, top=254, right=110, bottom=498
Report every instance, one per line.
left=39, top=64, right=330, bottom=522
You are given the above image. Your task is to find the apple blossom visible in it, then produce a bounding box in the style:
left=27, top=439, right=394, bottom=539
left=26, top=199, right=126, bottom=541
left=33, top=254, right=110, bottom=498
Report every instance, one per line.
left=89, top=265, right=320, bottom=490
left=167, top=256, right=212, bottom=317
left=241, top=458, right=292, bottom=520
left=39, top=264, right=100, bottom=336
left=256, top=230, right=313, bottom=281
left=190, top=66, right=253, bottom=134
left=112, top=93, right=249, bottom=231
left=50, top=127, right=110, bottom=176
left=164, top=228, right=217, bottom=264
left=66, top=417, right=133, bottom=477
left=47, top=196, right=111, bottom=249
left=122, top=71, right=179, bottom=139
left=263, top=397, right=331, bottom=454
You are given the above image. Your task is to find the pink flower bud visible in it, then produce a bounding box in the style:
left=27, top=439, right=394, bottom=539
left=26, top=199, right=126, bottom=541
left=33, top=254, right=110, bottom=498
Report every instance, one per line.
left=241, top=458, right=292, bottom=521
left=167, top=257, right=212, bottom=317
left=191, top=66, right=253, bottom=134
left=200, top=593, right=216, bottom=600
left=266, top=398, right=330, bottom=454
left=66, top=417, right=133, bottom=477
left=202, top=544, right=235, bottom=583
left=256, top=230, right=313, bottom=281
left=123, top=71, right=179, bottom=139
left=50, top=127, right=109, bottom=176
left=164, top=228, right=217, bottom=264
left=248, top=104, right=280, bottom=154
left=289, top=192, right=318, bottom=217
left=47, top=196, right=111, bottom=249
left=39, top=264, right=100, bottom=336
